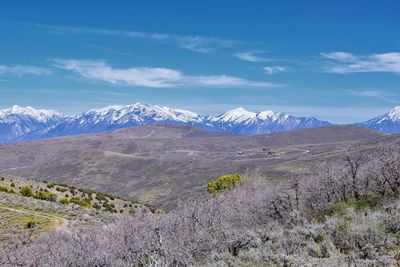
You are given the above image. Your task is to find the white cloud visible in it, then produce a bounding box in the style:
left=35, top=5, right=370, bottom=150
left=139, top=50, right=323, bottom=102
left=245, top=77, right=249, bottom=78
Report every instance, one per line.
left=81, top=44, right=134, bottom=57
left=235, top=51, right=266, bottom=62
left=321, top=51, right=400, bottom=74
left=0, top=65, right=52, bottom=76
left=345, top=90, right=396, bottom=103
left=42, top=25, right=239, bottom=54
left=320, top=52, right=356, bottom=62
left=263, top=66, right=286, bottom=75
left=53, top=59, right=284, bottom=89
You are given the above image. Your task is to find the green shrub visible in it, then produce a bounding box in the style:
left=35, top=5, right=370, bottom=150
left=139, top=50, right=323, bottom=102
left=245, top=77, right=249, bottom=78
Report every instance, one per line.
left=10, top=182, right=15, bottom=188
left=20, top=186, right=34, bottom=197
left=207, top=174, right=245, bottom=195
left=82, top=188, right=95, bottom=195
left=314, top=232, right=326, bottom=244
left=59, top=198, right=70, bottom=204
left=34, top=191, right=58, bottom=202
left=329, top=195, right=380, bottom=216
left=25, top=219, right=36, bottom=229
left=0, top=185, right=8, bottom=193
left=47, top=183, right=54, bottom=189
left=95, top=193, right=107, bottom=201
left=0, top=176, right=5, bottom=181
left=70, top=198, right=92, bottom=208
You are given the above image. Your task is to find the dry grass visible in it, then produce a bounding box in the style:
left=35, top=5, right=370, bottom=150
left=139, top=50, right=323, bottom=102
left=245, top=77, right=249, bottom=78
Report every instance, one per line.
left=0, top=125, right=385, bottom=208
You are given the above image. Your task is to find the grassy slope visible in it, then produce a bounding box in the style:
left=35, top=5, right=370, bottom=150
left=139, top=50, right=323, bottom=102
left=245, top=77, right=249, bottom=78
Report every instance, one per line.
left=0, top=206, right=65, bottom=243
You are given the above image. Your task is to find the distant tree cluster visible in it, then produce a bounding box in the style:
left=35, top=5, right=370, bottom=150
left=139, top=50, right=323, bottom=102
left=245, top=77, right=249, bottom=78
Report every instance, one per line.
left=19, top=186, right=58, bottom=202
left=1, top=144, right=400, bottom=266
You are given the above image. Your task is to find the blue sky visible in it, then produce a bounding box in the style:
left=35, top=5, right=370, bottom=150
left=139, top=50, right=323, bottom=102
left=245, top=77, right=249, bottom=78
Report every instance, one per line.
left=0, top=1, right=399, bottom=123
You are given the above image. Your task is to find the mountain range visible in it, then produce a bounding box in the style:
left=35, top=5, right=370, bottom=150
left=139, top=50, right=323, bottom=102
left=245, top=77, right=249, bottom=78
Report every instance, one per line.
left=0, top=103, right=399, bottom=144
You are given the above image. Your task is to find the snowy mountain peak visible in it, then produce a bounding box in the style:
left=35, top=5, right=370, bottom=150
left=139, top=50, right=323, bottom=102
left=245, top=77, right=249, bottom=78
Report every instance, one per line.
left=216, top=107, right=257, bottom=123
left=0, top=105, right=64, bottom=143
left=78, top=103, right=202, bottom=126
left=387, top=106, right=400, bottom=120
left=258, top=110, right=280, bottom=120
left=0, top=105, right=62, bottom=122
left=356, top=105, right=400, bottom=134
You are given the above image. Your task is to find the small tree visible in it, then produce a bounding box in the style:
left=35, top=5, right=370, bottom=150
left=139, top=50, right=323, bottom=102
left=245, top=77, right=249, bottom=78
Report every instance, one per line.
left=20, top=187, right=34, bottom=197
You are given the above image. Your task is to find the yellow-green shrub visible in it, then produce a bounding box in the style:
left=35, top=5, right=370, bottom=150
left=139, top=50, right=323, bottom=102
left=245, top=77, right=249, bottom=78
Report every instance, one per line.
left=20, top=186, right=34, bottom=197
left=59, top=197, right=70, bottom=204
left=34, top=191, right=58, bottom=202
left=0, top=184, right=9, bottom=193
left=207, top=174, right=245, bottom=195
left=70, top=198, right=91, bottom=208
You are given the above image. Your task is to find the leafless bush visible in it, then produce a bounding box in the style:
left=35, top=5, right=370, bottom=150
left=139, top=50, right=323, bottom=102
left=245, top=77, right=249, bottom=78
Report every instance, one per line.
left=303, top=145, right=400, bottom=212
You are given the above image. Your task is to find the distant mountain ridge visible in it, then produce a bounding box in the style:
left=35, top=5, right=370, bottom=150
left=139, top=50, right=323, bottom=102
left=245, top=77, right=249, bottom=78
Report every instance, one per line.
left=44, top=103, right=331, bottom=138
left=0, top=105, right=63, bottom=143
left=204, top=107, right=330, bottom=135
left=0, top=103, right=399, bottom=144
left=44, top=103, right=203, bottom=138
left=355, top=106, right=400, bottom=134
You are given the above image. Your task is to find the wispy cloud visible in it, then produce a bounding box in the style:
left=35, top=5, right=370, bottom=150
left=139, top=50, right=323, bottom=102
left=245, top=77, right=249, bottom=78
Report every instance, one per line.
left=345, top=89, right=397, bottom=103
left=235, top=51, right=267, bottom=62
left=321, top=51, right=400, bottom=74
left=52, top=59, right=284, bottom=89
left=80, top=44, right=134, bottom=57
left=263, top=66, right=286, bottom=75
left=0, top=65, right=52, bottom=76
left=42, top=25, right=239, bottom=53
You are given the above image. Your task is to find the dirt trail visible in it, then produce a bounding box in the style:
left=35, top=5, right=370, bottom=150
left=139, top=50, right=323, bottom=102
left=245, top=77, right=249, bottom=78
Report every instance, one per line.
left=0, top=206, right=68, bottom=226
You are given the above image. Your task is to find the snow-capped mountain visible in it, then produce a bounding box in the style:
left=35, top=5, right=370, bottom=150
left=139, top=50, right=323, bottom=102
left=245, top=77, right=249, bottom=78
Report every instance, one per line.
left=45, top=103, right=203, bottom=137
left=0, top=103, right=332, bottom=143
left=205, top=107, right=331, bottom=135
left=356, top=106, right=400, bottom=133
left=0, top=105, right=64, bottom=143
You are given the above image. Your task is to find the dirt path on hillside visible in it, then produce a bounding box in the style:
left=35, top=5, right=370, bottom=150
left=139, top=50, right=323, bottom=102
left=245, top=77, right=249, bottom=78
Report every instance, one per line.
left=0, top=206, right=68, bottom=226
